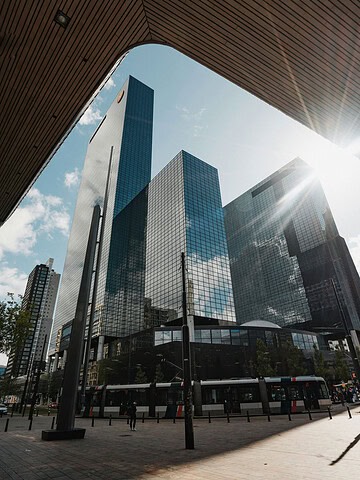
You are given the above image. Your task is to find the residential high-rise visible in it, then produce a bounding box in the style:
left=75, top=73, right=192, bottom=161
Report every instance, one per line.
left=224, top=158, right=360, bottom=347
left=50, top=77, right=154, bottom=357
left=6, top=259, right=60, bottom=377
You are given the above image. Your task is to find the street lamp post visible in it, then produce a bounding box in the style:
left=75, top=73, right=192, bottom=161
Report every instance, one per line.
left=181, top=252, right=194, bottom=449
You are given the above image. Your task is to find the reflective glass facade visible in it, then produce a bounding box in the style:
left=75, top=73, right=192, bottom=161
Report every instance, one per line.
left=224, top=158, right=360, bottom=333
left=51, top=77, right=153, bottom=352
left=154, top=325, right=320, bottom=351
left=145, top=151, right=235, bottom=325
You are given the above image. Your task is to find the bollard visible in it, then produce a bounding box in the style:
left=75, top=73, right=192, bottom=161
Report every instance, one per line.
left=29, top=418, right=33, bottom=431
left=91, top=415, right=95, bottom=427
left=36, top=409, right=39, bottom=417
left=173, top=416, right=176, bottom=424
left=127, top=416, right=129, bottom=425
left=347, top=405, right=352, bottom=419
left=288, top=411, right=292, bottom=421
left=4, top=419, right=9, bottom=432
left=247, top=410, right=250, bottom=423
left=157, top=412, right=160, bottom=424
left=22, top=405, right=26, bottom=417
left=109, top=414, right=112, bottom=426
left=307, top=409, right=312, bottom=421
left=142, top=412, right=145, bottom=424
left=11, top=404, right=15, bottom=418
left=48, top=409, right=50, bottom=416
left=227, top=412, right=230, bottom=423
left=51, top=417, right=55, bottom=429
left=328, top=407, right=332, bottom=420
left=267, top=413, right=271, bottom=422
left=208, top=411, right=211, bottom=423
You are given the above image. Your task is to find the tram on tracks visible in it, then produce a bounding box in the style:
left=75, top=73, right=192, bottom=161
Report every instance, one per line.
left=87, top=376, right=330, bottom=417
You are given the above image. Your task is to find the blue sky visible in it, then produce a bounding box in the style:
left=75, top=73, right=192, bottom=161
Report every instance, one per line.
left=1, top=44, right=360, bottom=362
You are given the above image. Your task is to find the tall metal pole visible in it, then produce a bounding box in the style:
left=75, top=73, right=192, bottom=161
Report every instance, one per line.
left=331, top=279, right=360, bottom=383
left=56, top=205, right=101, bottom=432
left=181, top=252, right=194, bottom=449
left=29, top=334, right=47, bottom=420
left=80, top=147, right=113, bottom=412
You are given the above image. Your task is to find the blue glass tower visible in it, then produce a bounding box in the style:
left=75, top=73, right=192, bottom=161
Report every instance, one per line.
left=51, top=77, right=154, bottom=354
left=145, top=151, right=235, bottom=325
left=224, top=158, right=360, bottom=342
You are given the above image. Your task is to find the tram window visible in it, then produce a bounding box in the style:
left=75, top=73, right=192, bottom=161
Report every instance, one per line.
left=156, top=389, right=168, bottom=406
left=268, top=384, right=287, bottom=401
left=238, top=385, right=260, bottom=402
left=318, top=382, right=329, bottom=399
left=105, top=391, right=121, bottom=406
left=289, top=385, right=302, bottom=400
left=202, top=387, right=225, bottom=404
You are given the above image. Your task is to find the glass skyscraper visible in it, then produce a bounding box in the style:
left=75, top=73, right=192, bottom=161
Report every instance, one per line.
left=145, top=151, right=236, bottom=325
left=50, top=76, right=154, bottom=354
left=100, top=149, right=236, bottom=340
left=224, top=158, right=360, bottom=343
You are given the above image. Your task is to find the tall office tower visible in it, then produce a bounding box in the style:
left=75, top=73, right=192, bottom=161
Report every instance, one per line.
left=6, top=259, right=60, bottom=377
left=145, top=151, right=236, bottom=326
left=224, top=158, right=360, bottom=345
left=50, top=77, right=153, bottom=355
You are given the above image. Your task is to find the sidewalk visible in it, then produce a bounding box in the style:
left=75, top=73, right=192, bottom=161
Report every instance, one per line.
left=0, top=407, right=359, bottom=479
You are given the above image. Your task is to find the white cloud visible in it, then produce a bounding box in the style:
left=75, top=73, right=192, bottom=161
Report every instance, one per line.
left=176, top=105, right=208, bottom=137
left=103, top=77, right=115, bottom=90
left=0, top=266, right=28, bottom=298
left=176, top=105, right=207, bottom=122
left=79, top=104, right=102, bottom=125
left=0, top=188, right=70, bottom=260
left=64, top=168, right=80, bottom=189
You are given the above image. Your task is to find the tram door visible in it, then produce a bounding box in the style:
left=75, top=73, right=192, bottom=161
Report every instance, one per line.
left=303, top=382, right=320, bottom=410
left=224, top=387, right=241, bottom=414
left=280, top=378, right=291, bottom=414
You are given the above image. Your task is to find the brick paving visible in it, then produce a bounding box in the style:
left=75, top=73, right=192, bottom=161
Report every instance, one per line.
left=0, top=406, right=359, bottom=479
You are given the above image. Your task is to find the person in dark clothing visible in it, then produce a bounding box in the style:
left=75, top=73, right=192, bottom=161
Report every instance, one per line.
left=128, top=402, right=137, bottom=431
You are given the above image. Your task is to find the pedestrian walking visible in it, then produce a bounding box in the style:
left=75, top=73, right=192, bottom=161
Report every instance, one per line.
left=128, top=401, right=137, bottom=431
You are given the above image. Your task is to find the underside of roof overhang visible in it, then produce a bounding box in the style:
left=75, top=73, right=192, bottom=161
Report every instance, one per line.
left=1, top=0, right=359, bottom=224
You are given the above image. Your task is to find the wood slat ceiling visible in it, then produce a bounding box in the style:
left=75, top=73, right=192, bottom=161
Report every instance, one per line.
left=1, top=0, right=359, bottom=224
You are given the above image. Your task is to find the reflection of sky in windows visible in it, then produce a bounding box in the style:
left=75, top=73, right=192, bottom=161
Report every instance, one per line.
left=146, top=151, right=235, bottom=324
left=224, top=160, right=326, bottom=328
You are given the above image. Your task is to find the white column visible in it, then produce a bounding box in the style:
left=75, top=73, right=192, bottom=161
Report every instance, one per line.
left=97, top=335, right=105, bottom=361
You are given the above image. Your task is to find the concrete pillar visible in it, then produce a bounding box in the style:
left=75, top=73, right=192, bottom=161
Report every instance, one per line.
left=97, top=336, right=105, bottom=361
left=350, top=330, right=360, bottom=350
left=53, top=353, right=59, bottom=371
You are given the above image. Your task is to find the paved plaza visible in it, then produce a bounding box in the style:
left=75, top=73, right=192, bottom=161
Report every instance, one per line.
left=0, top=406, right=359, bottom=479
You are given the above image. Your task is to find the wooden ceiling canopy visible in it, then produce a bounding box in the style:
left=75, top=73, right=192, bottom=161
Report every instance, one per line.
left=1, top=0, right=359, bottom=224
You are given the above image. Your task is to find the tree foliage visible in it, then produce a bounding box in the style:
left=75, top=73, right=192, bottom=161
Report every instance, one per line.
left=334, top=349, right=349, bottom=383
left=0, top=376, right=22, bottom=401
left=134, top=365, right=148, bottom=384
left=153, top=364, right=165, bottom=383
left=284, top=342, right=306, bottom=377
left=0, top=294, right=31, bottom=355
left=313, top=345, right=330, bottom=381
left=255, top=339, right=275, bottom=377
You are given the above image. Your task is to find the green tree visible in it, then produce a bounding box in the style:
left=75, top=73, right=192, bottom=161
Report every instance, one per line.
left=153, top=364, right=165, bottom=383
left=134, top=365, right=147, bottom=384
left=282, top=341, right=306, bottom=376
left=313, top=345, right=330, bottom=381
left=0, top=294, right=31, bottom=356
left=0, top=376, right=22, bottom=402
left=334, top=349, right=349, bottom=383
left=255, top=339, right=275, bottom=377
